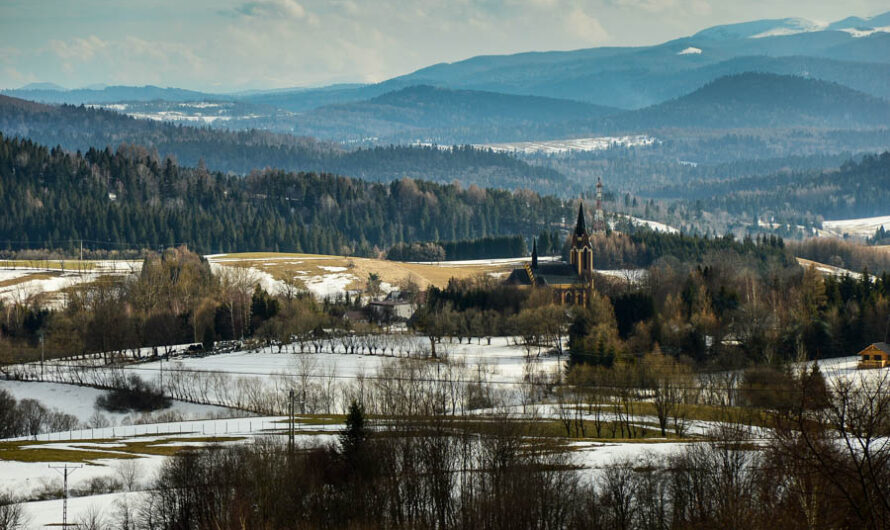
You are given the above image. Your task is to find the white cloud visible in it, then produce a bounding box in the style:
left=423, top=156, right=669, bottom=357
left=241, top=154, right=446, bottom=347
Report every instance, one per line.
left=235, top=0, right=306, bottom=19
left=564, top=8, right=609, bottom=43
left=48, top=35, right=108, bottom=61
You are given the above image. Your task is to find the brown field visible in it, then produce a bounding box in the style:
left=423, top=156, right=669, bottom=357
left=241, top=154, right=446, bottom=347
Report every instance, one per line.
left=210, top=252, right=519, bottom=291
left=0, top=271, right=62, bottom=289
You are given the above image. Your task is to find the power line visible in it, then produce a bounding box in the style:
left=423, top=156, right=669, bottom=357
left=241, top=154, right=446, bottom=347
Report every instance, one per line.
left=48, top=464, right=82, bottom=528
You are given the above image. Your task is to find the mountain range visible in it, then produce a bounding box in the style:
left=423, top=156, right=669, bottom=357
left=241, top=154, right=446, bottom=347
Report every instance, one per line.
left=5, top=10, right=889, bottom=114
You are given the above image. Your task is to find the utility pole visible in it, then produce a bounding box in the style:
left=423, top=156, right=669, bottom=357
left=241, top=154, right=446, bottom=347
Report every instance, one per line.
left=39, top=332, right=45, bottom=378
left=288, top=389, right=295, bottom=455
left=49, top=464, right=82, bottom=528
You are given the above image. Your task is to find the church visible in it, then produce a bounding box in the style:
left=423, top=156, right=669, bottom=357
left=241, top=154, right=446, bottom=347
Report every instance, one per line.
left=506, top=202, right=595, bottom=305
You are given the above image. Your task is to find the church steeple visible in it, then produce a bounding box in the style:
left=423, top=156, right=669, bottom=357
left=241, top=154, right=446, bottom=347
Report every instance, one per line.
left=569, top=200, right=593, bottom=277
left=531, top=238, right=538, bottom=269
left=574, top=203, right=587, bottom=236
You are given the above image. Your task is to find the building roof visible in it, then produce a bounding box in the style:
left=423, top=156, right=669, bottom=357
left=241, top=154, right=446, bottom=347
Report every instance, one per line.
left=863, top=342, right=890, bottom=355
left=506, top=262, right=586, bottom=287
left=574, top=203, right=587, bottom=237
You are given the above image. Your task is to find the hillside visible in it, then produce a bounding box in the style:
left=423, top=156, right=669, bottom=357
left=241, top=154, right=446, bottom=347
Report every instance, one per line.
left=0, top=134, right=573, bottom=255
left=602, top=73, right=890, bottom=131
left=0, top=95, right=571, bottom=193
left=291, top=85, right=618, bottom=143
left=669, top=151, right=890, bottom=227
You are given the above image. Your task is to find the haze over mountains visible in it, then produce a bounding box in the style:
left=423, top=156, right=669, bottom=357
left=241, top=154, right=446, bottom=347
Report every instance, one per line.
left=1, top=9, right=889, bottom=208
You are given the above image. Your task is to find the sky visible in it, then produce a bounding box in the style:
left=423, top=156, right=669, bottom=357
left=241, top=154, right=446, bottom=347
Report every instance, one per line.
left=1, top=0, right=888, bottom=93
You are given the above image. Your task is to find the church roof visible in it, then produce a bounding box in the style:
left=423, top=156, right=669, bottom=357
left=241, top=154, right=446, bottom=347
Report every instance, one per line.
left=574, top=203, right=587, bottom=236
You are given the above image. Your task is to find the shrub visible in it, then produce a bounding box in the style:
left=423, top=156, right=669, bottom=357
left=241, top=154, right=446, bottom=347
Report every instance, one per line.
left=96, top=375, right=171, bottom=413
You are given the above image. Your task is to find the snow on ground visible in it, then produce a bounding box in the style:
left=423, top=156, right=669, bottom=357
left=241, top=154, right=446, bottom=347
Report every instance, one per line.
left=122, top=336, right=559, bottom=387
left=0, top=380, right=233, bottom=425
left=0, top=271, right=91, bottom=304
left=614, top=215, right=680, bottom=234
left=796, top=257, right=863, bottom=279
left=807, top=355, right=890, bottom=387
left=1, top=454, right=166, bottom=501
left=840, top=25, right=890, bottom=37
left=595, top=269, right=648, bottom=283
left=0, top=261, right=140, bottom=305
left=24, top=491, right=145, bottom=529
left=571, top=441, right=690, bottom=470
left=210, top=262, right=290, bottom=295
left=296, top=272, right=357, bottom=298
left=677, top=46, right=702, bottom=54
left=476, top=135, right=657, bottom=155
left=821, top=215, right=890, bottom=238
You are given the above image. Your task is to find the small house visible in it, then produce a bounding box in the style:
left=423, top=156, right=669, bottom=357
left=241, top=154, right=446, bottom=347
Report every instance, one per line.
left=858, top=342, right=890, bottom=369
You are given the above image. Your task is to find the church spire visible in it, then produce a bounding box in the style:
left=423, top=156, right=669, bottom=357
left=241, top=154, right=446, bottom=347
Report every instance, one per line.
left=574, top=202, right=587, bottom=237
left=531, top=238, right=538, bottom=269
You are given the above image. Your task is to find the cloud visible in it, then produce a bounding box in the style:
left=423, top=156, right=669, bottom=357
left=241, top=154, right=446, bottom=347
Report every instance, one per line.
left=235, top=0, right=306, bottom=19
left=564, top=8, right=609, bottom=43
left=48, top=35, right=108, bottom=61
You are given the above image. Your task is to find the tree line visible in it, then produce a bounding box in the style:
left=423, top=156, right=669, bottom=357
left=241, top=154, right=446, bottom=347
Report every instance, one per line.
left=0, top=134, right=572, bottom=256
left=387, top=235, right=527, bottom=261
left=0, top=97, right=571, bottom=194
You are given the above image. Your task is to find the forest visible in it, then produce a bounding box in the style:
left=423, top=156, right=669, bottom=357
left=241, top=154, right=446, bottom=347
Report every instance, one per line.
left=0, top=97, right=571, bottom=194
left=0, top=134, right=572, bottom=256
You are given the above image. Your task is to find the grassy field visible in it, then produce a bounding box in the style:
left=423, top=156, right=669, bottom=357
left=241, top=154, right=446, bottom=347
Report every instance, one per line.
left=0, top=436, right=246, bottom=463
left=210, top=252, right=517, bottom=291
left=0, top=259, right=97, bottom=272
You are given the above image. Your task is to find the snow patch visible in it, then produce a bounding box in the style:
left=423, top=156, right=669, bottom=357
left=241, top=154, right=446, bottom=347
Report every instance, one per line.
left=477, top=135, right=657, bottom=155
left=677, top=46, right=702, bottom=55
left=821, top=215, right=890, bottom=238
left=839, top=25, right=890, bottom=37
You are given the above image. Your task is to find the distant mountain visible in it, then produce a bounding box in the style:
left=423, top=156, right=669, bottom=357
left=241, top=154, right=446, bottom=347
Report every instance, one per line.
left=693, top=17, right=825, bottom=40
left=0, top=95, right=572, bottom=194
left=0, top=85, right=217, bottom=104
left=291, top=85, right=619, bottom=143
left=602, top=73, right=890, bottom=131
left=378, top=11, right=890, bottom=109
left=6, top=11, right=890, bottom=118
left=18, top=82, right=67, bottom=91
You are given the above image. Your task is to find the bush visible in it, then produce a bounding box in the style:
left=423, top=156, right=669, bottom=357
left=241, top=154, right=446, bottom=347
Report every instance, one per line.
left=96, top=375, right=171, bottom=413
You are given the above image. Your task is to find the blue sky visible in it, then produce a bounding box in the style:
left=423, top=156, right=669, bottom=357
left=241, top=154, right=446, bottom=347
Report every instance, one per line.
left=1, top=0, right=888, bottom=92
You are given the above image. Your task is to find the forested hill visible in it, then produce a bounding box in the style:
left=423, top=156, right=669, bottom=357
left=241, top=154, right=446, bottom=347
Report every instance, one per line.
left=0, top=95, right=571, bottom=194
left=0, top=134, right=572, bottom=255
left=600, top=73, right=890, bottom=131
left=291, top=85, right=619, bottom=143
left=673, top=151, right=890, bottom=224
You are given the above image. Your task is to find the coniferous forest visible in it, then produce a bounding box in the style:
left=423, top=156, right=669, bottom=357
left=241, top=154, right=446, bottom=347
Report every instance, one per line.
left=0, top=134, right=571, bottom=255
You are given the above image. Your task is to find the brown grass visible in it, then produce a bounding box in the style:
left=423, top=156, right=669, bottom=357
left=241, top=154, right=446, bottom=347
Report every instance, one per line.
left=0, top=271, right=62, bottom=288
left=0, top=436, right=245, bottom=463
left=211, top=252, right=517, bottom=290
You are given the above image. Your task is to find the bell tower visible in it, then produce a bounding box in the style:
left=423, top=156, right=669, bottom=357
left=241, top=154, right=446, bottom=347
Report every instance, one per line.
left=569, top=202, right=594, bottom=277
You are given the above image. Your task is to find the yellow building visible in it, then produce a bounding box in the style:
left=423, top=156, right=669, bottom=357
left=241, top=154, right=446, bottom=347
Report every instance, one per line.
left=858, top=342, right=890, bottom=369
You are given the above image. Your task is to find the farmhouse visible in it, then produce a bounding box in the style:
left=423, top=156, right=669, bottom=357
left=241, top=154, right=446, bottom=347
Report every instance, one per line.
left=858, top=342, right=890, bottom=369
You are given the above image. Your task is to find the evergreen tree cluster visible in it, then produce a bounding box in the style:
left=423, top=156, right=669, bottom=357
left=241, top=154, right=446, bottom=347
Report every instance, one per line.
left=0, top=134, right=572, bottom=255
left=440, top=235, right=527, bottom=261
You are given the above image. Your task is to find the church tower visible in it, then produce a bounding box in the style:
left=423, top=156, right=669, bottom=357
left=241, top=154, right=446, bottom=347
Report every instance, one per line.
left=569, top=203, right=594, bottom=276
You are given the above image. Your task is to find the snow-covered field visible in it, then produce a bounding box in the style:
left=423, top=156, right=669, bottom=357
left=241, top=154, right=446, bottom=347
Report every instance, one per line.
left=128, top=336, right=562, bottom=387
left=0, top=380, right=233, bottom=425
left=614, top=215, right=680, bottom=234
left=0, top=261, right=140, bottom=305
left=821, top=215, right=890, bottom=238
left=476, top=135, right=657, bottom=155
